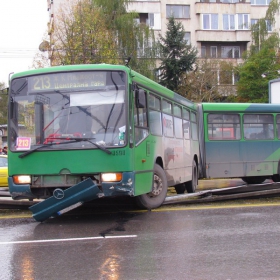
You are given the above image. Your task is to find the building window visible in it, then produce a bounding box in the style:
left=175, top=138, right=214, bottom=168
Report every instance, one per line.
left=220, top=71, right=240, bottom=85
left=220, top=0, right=239, bottom=2
left=201, top=46, right=206, bottom=58
left=266, top=20, right=272, bottom=31
left=223, top=14, right=235, bottom=30
left=137, top=37, right=153, bottom=58
left=251, top=0, right=271, bottom=5
left=219, top=70, right=234, bottom=85
left=251, top=19, right=272, bottom=32
left=237, top=14, right=249, bottom=30
left=166, top=5, right=190, bottom=19
left=147, top=13, right=154, bottom=27
left=184, top=32, right=191, bottom=44
left=210, top=46, right=217, bottom=58
left=202, top=14, right=218, bottom=30
left=221, top=46, right=240, bottom=58
left=251, top=18, right=258, bottom=27
left=135, top=13, right=161, bottom=29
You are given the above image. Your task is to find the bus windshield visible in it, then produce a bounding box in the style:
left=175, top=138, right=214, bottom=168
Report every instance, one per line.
left=9, top=70, right=127, bottom=151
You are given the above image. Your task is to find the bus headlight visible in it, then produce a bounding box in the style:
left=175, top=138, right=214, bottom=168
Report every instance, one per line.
left=13, top=175, right=31, bottom=184
left=101, top=173, right=122, bottom=182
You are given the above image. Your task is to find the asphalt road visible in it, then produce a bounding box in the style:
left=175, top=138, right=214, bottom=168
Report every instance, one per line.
left=1, top=200, right=280, bottom=280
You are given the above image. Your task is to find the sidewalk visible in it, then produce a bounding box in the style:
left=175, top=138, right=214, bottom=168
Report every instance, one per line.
left=198, top=178, right=246, bottom=190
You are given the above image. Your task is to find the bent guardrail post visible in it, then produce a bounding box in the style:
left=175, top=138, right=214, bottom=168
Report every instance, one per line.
left=29, top=178, right=102, bottom=222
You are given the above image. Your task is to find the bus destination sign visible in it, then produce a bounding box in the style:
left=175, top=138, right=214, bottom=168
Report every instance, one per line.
left=28, top=72, right=107, bottom=92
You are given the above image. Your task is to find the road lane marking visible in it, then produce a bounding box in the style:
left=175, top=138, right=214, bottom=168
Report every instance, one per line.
left=155, top=202, right=280, bottom=211
left=0, top=235, right=137, bottom=245
left=0, top=214, right=32, bottom=219
left=1, top=201, right=280, bottom=220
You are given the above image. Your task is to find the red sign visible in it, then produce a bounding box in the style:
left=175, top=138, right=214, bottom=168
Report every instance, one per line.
left=16, top=137, right=31, bottom=150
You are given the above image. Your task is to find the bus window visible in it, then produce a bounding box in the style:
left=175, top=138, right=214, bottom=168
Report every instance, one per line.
left=173, top=104, right=182, bottom=117
left=149, top=111, right=162, bottom=136
left=277, top=115, right=280, bottom=139
left=148, top=94, right=160, bottom=110
left=243, top=114, right=274, bottom=140
left=162, top=100, right=173, bottom=137
left=183, top=108, right=190, bottom=139
left=149, top=94, right=162, bottom=136
left=174, top=105, right=183, bottom=138
left=162, top=99, right=172, bottom=114
left=134, top=89, right=148, bottom=145
left=183, top=108, right=190, bottom=120
left=207, top=114, right=240, bottom=140
left=191, top=112, right=198, bottom=140
left=174, top=117, right=183, bottom=138
left=163, top=113, right=173, bottom=137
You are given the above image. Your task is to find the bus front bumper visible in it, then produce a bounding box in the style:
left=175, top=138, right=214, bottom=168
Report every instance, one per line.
left=27, top=173, right=135, bottom=222
left=8, top=172, right=135, bottom=200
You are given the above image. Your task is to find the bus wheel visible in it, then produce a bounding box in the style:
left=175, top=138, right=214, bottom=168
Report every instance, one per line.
left=241, top=177, right=266, bottom=184
left=135, top=164, right=168, bottom=209
left=175, top=183, right=185, bottom=194
left=185, top=160, right=198, bottom=193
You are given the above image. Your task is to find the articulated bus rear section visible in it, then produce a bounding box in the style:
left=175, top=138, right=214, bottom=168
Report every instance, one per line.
left=198, top=103, right=280, bottom=184
left=8, top=64, right=200, bottom=210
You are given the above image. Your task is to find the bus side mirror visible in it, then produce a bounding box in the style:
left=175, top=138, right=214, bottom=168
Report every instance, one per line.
left=135, top=89, right=146, bottom=108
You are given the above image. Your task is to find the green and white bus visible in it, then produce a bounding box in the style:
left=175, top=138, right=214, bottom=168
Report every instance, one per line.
left=8, top=64, right=199, bottom=209
left=198, top=103, right=280, bottom=184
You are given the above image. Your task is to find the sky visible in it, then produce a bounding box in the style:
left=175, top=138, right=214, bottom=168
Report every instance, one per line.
left=0, top=0, right=49, bottom=86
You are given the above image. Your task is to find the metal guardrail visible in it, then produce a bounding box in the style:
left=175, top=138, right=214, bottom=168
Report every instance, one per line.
left=164, top=182, right=280, bottom=205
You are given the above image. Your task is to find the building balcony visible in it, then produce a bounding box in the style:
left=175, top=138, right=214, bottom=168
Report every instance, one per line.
left=196, top=30, right=251, bottom=42
left=195, top=2, right=251, bottom=14
left=127, top=1, right=161, bottom=13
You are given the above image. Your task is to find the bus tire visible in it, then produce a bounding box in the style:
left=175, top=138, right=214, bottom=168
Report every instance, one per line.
left=135, top=164, right=168, bottom=209
left=185, top=159, right=198, bottom=193
left=241, top=177, right=266, bottom=184
left=175, top=183, right=185, bottom=194
left=272, top=163, right=280, bottom=182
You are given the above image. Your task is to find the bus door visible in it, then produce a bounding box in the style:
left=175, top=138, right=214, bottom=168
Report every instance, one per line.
left=204, top=113, right=243, bottom=178
left=133, top=88, right=154, bottom=195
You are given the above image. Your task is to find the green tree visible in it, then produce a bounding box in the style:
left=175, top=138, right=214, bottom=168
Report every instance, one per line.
left=0, top=82, right=8, bottom=125
left=235, top=0, right=280, bottom=102
left=93, top=0, right=157, bottom=78
left=179, top=59, right=236, bottom=102
left=32, top=32, right=51, bottom=69
left=51, top=0, right=119, bottom=65
left=236, top=42, right=280, bottom=102
left=250, top=0, right=279, bottom=54
left=51, top=0, right=157, bottom=79
left=156, top=16, right=197, bottom=91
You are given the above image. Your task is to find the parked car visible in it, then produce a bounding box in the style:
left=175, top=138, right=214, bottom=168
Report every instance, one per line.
left=0, top=155, right=8, bottom=187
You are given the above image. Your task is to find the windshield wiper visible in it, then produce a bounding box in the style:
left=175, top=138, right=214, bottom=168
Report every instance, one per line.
left=19, top=137, right=111, bottom=158
left=57, top=137, right=112, bottom=155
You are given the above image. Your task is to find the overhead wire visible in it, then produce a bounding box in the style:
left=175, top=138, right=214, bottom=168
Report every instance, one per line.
left=0, top=48, right=41, bottom=58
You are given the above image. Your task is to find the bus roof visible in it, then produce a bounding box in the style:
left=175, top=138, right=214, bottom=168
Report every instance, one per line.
left=10, top=64, right=130, bottom=79
left=130, top=69, right=196, bottom=109
left=201, top=103, right=280, bottom=113
left=10, top=63, right=196, bottom=110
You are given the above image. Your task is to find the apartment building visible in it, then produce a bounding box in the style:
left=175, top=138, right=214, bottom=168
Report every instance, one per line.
left=47, top=0, right=277, bottom=72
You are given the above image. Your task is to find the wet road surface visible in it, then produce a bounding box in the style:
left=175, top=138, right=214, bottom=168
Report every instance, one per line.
left=0, top=201, right=280, bottom=280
